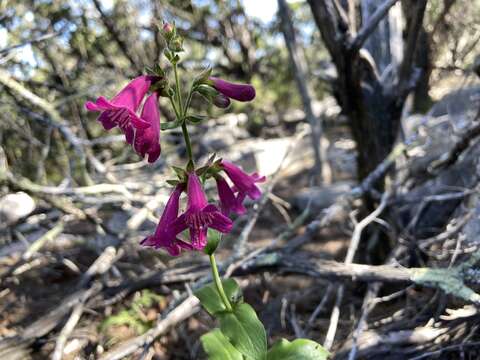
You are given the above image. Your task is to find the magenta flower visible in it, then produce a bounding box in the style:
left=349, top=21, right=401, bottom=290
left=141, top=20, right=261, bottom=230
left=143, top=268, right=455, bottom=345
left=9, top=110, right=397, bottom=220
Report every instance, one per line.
left=140, top=185, right=192, bottom=256
left=215, top=176, right=246, bottom=216
left=209, top=77, right=256, bottom=102
left=221, top=160, right=266, bottom=201
left=85, top=76, right=154, bottom=143
left=172, top=173, right=233, bottom=250
left=134, top=93, right=161, bottom=163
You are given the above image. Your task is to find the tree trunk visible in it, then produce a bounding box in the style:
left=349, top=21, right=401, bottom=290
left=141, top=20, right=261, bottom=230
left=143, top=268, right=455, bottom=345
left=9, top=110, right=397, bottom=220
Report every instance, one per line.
left=277, top=0, right=323, bottom=184
left=307, top=0, right=427, bottom=184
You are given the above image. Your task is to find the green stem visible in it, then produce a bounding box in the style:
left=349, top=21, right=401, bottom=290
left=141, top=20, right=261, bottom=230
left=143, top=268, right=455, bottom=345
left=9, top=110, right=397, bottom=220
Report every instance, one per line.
left=168, top=96, right=181, bottom=120
left=181, top=122, right=194, bottom=162
left=209, top=253, right=233, bottom=312
left=172, top=62, right=194, bottom=164
left=173, top=63, right=183, bottom=112
left=183, top=87, right=194, bottom=116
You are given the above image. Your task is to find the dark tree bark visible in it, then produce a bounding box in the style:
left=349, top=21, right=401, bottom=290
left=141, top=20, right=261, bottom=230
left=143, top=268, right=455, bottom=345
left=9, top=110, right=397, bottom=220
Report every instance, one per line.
left=277, top=0, right=323, bottom=183
left=307, top=0, right=427, bottom=183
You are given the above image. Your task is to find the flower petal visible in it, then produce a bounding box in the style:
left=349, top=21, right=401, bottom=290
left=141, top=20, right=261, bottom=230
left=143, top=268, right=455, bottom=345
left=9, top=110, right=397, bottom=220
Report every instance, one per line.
left=186, top=173, right=208, bottom=210
left=134, top=93, right=161, bottom=162
left=110, top=75, right=154, bottom=111
left=210, top=77, right=256, bottom=102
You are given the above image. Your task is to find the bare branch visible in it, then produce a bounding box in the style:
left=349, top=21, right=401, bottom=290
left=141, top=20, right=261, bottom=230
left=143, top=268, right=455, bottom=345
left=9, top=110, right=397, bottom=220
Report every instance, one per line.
left=349, top=0, right=399, bottom=51
left=0, top=31, right=62, bottom=55
left=397, top=0, right=428, bottom=94
left=98, top=296, right=200, bottom=360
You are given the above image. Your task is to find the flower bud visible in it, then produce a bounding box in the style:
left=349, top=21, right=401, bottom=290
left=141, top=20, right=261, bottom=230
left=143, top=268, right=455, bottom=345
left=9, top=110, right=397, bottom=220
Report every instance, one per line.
left=213, top=93, right=231, bottom=108
left=168, top=36, right=184, bottom=52
left=196, top=84, right=219, bottom=100
left=163, top=22, right=173, bottom=33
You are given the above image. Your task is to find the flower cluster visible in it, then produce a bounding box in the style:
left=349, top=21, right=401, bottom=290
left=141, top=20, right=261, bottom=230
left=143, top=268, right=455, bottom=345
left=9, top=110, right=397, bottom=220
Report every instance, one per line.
left=142, top=162, right=265, bottom=255
left=85, top=29, right=263, bottom=255
left=85, top=22, right=328, bottom=360
left=86, top=75, right=162, bottom=163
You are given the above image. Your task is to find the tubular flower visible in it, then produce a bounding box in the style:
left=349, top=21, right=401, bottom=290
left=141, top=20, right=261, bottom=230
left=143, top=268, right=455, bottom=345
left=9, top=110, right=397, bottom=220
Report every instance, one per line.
left=172, top=173, right=233, bottom=250
left=85, top=75, right=154, bottom=143
left=220, top=160, right=266, bottom=201
left=140, top=185, right=192, bottom=256
left=134, top=93, right=161, bottom=163
left=209, top=77, right=256, bottom=102
left=215, top=175, right=246, bottom=216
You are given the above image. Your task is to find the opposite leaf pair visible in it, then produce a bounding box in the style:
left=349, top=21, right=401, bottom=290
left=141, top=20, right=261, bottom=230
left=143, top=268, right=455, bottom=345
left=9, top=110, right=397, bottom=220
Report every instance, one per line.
left=196, top=278, right=329, bottom=360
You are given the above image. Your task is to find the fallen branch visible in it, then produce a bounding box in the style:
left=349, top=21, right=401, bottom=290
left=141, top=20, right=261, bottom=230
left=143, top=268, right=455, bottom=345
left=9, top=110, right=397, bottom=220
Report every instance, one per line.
left=0, top=247, right=120, bottom=359
left=98, top=296, right=200, bottom=360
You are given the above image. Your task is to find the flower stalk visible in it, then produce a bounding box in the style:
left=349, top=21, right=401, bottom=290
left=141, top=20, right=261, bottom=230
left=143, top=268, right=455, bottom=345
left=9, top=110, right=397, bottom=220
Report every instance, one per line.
left=209, top=253, right=233, bottom=312
left=172, top=62, right=194, bottom=164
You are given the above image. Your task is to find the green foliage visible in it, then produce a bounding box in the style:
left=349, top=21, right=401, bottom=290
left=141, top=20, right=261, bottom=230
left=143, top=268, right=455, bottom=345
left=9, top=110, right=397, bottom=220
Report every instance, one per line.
left=218, top=302, right=267, bottom=360
left=196, top=278, right=267, bottom=360
left=197, top=277, right=328, bottom=360
left=267, top=339, right=329, bottom=360
left=100, top=290, right=163, bottom=336
left=194, top=278, right=242, bottom=315
left=201, top=329, right=243, bottom=360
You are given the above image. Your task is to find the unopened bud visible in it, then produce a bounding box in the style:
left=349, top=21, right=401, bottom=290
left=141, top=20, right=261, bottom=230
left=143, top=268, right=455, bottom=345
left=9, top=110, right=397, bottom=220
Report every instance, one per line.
left=213, top=94, right=231, bottom=108
left=168, top=36, right=184, bottom=52
left=163, top=22, right=173, bottom=33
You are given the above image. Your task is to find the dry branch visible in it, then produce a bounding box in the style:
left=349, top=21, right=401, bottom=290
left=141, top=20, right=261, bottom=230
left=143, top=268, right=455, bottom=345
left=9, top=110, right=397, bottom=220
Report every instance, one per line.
left=98, top=296, right=200, bottom=360
left=349, top=0, right=399, bottom=51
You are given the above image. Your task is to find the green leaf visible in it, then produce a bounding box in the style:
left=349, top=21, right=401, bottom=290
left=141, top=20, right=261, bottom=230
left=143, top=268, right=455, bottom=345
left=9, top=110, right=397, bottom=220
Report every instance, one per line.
left=186, top=114, right=207, bottom=124
left=171, top=166, right=186, bottom=178
left=201, top=329, right=243, bottom=360
left=166, top=179, right=180, bottom=186
left=193, top=66, right=212, bottom=86
left=219, top=303, right=267, bottom=360
left=160, top=119, right=182, bottom=130
left=194, top=279, right=242, bottom=316
left=204, top=229, right=222, bottom=255
left=267, top=339, right=329, bottom=360
left=186, top=160, right=194, bottom=173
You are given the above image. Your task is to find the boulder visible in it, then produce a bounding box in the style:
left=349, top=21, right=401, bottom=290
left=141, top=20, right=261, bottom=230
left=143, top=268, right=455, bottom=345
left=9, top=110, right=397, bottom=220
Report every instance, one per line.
left=293, top=182, right=353, bottom=213
left=0, top=192, right=35, bottom=225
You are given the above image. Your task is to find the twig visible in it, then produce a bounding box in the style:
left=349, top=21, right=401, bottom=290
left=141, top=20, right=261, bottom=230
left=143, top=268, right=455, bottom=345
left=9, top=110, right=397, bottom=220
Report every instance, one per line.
left=98, top=296, right=200, bottom=360
left=51, top=291, right=90, bottom=360
left=0, top=31, right=62, bottom=55
left=233, top=129, right=308, bottom=257
left=324, top=192, right=389, bottom=350
left=0, top=246, right=120, bottom=358
left=429, top=122, right=480, bottom=172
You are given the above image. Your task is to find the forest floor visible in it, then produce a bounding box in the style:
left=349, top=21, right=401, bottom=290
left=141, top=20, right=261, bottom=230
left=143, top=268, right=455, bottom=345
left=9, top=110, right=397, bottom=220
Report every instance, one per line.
left=2, top=85, right=480, bottom=359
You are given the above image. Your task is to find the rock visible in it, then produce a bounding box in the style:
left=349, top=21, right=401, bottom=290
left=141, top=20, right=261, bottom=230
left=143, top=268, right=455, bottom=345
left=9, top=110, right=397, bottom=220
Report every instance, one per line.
left=198, top=113, right=250, bottom=155
left=106, top=211, right=130, bottom=234
left=464, top=200, right=480, bottom=245
left=293, top=182, right=353, bottom=213
left=0, top=192, right=35, bottom=225
left=398, top=141, right=480, bottom=238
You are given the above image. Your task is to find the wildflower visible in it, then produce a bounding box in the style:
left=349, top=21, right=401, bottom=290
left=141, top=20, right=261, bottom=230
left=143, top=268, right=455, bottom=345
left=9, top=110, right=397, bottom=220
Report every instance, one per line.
left=215, top=175, right=246, bottom=216
left=209, top=77, right=256, bottom=102
left=134, top=93, right=161, bottom=163
left=220, top=160, right=266, bottom=201
left=141, top=185, right=193, bottom=256
left=172, top=173, right=233, bottom=250
left=85, top=76, right=154, bottom=143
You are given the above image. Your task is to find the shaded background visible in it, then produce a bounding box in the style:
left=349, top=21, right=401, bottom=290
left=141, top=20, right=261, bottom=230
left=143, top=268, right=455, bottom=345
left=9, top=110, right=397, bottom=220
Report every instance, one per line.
left=1, top=0, right=480, bottom=359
